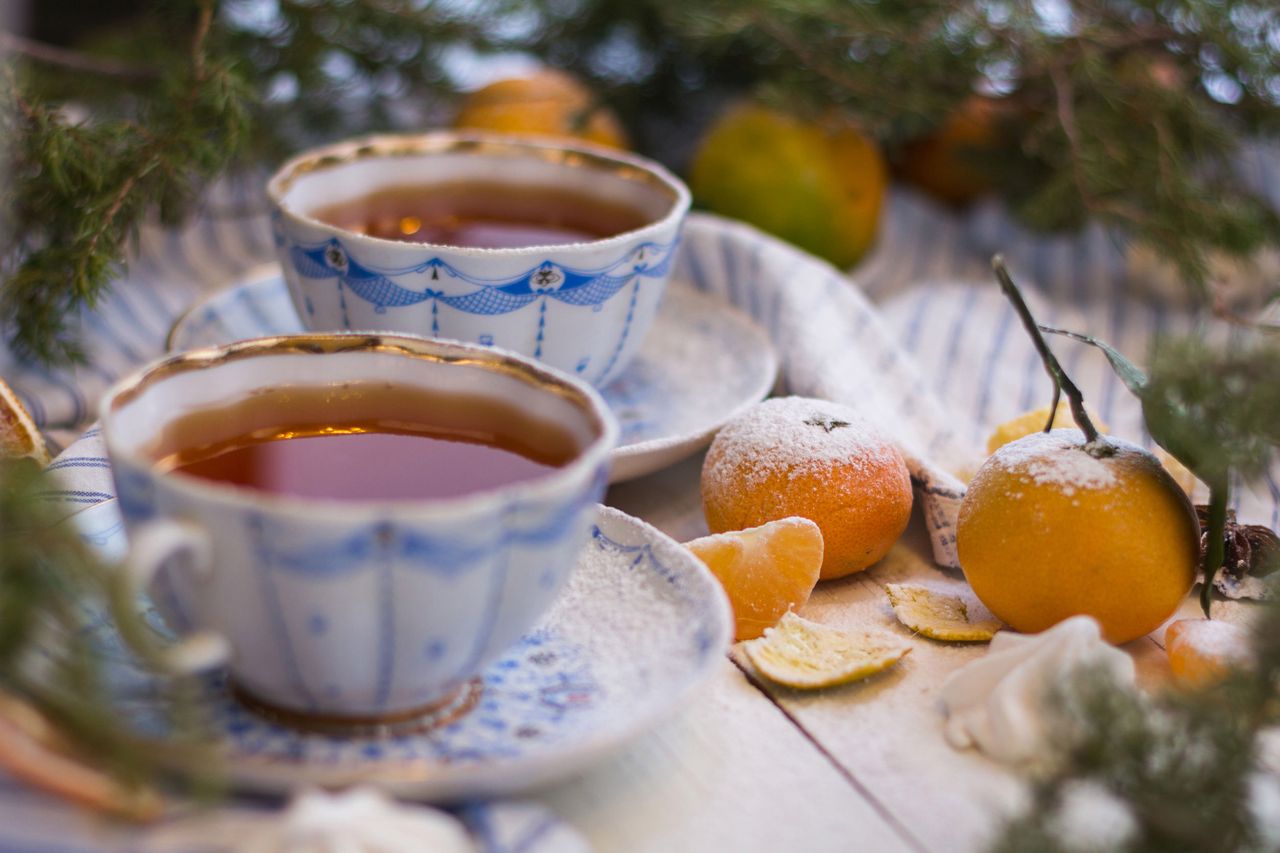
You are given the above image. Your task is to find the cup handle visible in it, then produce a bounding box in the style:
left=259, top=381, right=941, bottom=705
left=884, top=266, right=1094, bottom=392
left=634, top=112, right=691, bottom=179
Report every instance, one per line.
left=124, top=518, right=230, bottom=674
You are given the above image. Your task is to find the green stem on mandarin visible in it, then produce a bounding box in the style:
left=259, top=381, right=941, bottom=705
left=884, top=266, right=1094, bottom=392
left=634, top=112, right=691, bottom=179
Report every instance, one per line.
left=1200, top=481, right=1229, bottom=617
left=992, top=255, right=1105, bottom=450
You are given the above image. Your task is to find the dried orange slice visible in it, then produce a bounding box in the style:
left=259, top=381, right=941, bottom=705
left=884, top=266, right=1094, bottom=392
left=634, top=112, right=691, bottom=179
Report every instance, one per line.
left=0, top=693, right=162, bottom=820
left=1165, top=618, right=1252, bottom=688
left=884, top=582, right=1003, bottom=642
left=686, top=517, right=823, bottom=641
left=0, top=377, right=50, bottom=465
left=741, top=612, right=911, bottom=689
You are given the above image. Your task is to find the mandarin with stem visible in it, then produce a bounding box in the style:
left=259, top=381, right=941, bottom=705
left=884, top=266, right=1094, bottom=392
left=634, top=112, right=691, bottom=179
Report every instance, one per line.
left=957, top=259, right=1200, bottom=644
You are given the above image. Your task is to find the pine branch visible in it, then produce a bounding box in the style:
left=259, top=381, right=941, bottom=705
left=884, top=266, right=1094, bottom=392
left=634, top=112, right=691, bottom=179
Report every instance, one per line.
left=0, top=31, right=158, bottom=82
left=0, top=459, right=218, bottom=795
left=0, top=0, right=251, bottom=365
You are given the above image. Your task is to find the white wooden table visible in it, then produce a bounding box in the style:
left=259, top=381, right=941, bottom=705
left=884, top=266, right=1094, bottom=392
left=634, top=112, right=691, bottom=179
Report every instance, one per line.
left=517, top=451, right=1235, bottom=853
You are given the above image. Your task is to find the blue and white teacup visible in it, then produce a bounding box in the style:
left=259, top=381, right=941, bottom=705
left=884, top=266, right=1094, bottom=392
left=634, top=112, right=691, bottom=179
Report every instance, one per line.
left=100, top=334, right=616, bottom=724
left=266, top=132, right=691, bottom=388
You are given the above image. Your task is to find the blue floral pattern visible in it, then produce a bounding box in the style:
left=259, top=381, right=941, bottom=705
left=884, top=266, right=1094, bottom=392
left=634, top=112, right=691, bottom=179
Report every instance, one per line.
left=288, top=236, right=679, bottom=316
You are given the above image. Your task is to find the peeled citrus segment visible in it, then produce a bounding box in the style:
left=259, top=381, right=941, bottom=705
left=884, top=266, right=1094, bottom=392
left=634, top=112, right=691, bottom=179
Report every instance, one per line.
left=986, top=402, right=1108, bottom=455
left=0, top=377, right=50, bottom=465
left=1165, top=618, right=1252, bottom=688
left=741, top=612, right=911, bottom=689
left=686, top=517, right=823, bottom=641
left=884, top=582, right=1003, bottom=642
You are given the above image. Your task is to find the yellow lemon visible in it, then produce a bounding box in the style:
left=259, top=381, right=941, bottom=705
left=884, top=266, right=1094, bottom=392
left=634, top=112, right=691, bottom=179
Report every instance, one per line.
left=957, top=430, right=1199, bottom=644
left=690, top=104, right=886, bottom=269
left=452, top=69, right=628, bottom=150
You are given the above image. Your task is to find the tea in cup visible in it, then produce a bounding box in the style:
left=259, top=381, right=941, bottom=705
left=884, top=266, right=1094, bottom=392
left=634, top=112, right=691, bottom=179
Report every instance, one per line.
left=266, top=132, right=691, bottom=387
left=100, top=334, right=616, bottom=724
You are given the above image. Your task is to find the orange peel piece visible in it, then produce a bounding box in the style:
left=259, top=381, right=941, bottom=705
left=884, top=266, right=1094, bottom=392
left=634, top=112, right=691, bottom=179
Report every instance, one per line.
left=741, top=612, right=911, bottom=689
left=884, top=582, right=1003, bottom=642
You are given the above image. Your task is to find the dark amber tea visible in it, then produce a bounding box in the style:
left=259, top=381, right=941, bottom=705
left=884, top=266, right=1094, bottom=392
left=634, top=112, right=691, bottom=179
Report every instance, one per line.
left=310, top=180, right=651, bottom=248
left=151, top=383, right=580, bottom=501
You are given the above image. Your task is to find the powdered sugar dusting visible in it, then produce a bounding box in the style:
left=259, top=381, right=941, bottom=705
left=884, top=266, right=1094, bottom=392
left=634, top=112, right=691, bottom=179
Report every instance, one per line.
left=703, top=397, right=901, bottom=495
left=987, top=429, right=1129, bottom=496
left=1170, top=619, right=1251, bottom=663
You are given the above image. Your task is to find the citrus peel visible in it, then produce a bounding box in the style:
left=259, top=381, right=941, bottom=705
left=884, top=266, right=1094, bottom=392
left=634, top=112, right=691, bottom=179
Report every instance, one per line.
left=740, top=612, right=911, bottom=689
left=884, top=582, right=1003, bottom=642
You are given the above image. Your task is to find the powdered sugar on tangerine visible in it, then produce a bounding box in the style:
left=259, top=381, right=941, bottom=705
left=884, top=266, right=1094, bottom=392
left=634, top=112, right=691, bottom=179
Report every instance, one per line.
left=704, top=397, right=898, bottom=494
left=985, top=429, right=1148, bottom=496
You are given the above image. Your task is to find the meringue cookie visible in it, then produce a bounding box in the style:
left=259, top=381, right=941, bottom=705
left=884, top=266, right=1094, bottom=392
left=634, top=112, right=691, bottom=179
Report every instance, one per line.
left=938, top=615, right=1135, bottom=765
left=238, top=787, right=474, bottom=853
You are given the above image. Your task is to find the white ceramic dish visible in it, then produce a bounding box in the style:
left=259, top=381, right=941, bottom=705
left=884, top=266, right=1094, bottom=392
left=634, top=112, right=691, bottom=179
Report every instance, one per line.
left=72, top=498, right=732, bottom=801
left=167, top=266, right=779, bottom=483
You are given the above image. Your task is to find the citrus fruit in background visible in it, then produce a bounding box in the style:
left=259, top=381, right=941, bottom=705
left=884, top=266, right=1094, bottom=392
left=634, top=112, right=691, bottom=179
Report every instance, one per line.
left=686, top=516, right=824, bottom=642
left=741, top=612, right=911, bottom=689
left=701, top=397, right=912, bottom=581
left=452, top=69, right=629, bottom=150
left=897, top=94, right=1006, bottom=207
left=689, top=104, right=887, bottom=269
left=0, top=377, right=50, bottom=465
left=1165, top=618, right=1252, bottom=689
left=986, top=403, right=1199, bottom=495
left=957, top=430, right=1200, bottom=645
left=986, top=401, right=1108, bottom=455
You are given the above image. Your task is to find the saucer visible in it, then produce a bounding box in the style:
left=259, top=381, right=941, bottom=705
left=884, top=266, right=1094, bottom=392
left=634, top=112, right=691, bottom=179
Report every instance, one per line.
left=72, top=499, right=732, bottom=801
left=167, top=266, right=778, bottom=482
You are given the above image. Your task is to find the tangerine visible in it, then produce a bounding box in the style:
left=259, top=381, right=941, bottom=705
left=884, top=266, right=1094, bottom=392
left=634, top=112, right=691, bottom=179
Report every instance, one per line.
left=701, top=397, right=912, bottom=580
left=452, top=69, right=628, bottom=150
left=957, top=430, right=1199, bottom=644
left=689, top=104, right=886, bottom=269
left=1165, top=618, right=1252, bottom=688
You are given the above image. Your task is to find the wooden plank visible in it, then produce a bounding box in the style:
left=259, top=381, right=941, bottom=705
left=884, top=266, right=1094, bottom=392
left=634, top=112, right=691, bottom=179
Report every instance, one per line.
left=535, top=659, right=915, bottom=853
left=607, top=454, right=1221, bottom=852
left=536, top=459, right=913, bottom=852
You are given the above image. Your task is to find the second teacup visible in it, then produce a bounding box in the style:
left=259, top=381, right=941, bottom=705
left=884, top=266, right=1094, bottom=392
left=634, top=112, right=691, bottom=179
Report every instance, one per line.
left=266, top=132, right=691, bottom=387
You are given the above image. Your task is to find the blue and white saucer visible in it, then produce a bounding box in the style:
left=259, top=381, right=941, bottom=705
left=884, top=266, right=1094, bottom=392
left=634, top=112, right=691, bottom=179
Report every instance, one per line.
left=167, top=266, right=779, bottom=482
left=73, top=499, right=732, bottom=801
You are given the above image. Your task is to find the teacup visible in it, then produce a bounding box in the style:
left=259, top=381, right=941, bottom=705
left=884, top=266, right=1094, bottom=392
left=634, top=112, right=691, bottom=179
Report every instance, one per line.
left=100, top=334, right=616, bottom=724
left=266, top=132, right=691, bottom=387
